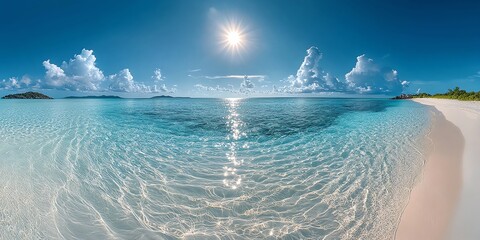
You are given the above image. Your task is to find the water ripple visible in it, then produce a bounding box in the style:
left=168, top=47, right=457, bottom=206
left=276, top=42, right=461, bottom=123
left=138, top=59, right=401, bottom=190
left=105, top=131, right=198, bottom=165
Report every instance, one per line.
left=0, top=98, right=430, bottom=239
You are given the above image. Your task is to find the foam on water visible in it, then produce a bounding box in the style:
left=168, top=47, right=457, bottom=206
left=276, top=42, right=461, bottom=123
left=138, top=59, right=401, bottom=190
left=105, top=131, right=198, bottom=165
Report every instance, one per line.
left=0, top=98, right=431, bottom=239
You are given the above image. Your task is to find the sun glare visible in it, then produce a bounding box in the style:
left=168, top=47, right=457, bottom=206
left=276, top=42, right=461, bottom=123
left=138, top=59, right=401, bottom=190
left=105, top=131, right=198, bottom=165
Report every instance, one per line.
left=227, top=31, right=241, bottom=46
left=220, top=20, right=247, bottom=55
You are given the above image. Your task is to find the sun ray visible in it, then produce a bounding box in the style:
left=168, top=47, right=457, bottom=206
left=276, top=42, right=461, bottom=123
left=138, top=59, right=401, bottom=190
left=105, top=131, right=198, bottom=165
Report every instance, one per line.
left=219, top=19, right=247, bottom=55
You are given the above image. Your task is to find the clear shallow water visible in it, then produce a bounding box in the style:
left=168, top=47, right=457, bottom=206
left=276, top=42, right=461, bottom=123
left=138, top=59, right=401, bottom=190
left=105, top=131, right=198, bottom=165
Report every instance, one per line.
left=0, top=98, right=431, bottom=239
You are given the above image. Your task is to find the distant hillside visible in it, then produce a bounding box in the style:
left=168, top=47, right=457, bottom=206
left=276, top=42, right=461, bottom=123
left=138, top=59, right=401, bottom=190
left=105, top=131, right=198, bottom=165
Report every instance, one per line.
left=65, top=95, right=122, bottom=99
left=151, top=95, right=174, bottom=98
left=151, top=95, right=190, bottom=99
left=2, top=92, right=53, bottom=99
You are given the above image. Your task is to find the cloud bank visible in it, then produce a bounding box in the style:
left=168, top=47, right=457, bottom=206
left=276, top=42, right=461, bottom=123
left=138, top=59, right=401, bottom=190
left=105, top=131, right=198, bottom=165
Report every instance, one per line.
left=1, top=49, right=175, bottom=93
left=194, top=47, right=406, bottom=96
left=192, top=75, right=266, bottom=95
left=0, top=76, right=39, bottom=90
left=282, top=47, right=407, bottom=95
left=194, top=84, right=237, bottom=93
left=106, top=69, right=168, bottom=93
left=192, top=74, right=266, bottom=82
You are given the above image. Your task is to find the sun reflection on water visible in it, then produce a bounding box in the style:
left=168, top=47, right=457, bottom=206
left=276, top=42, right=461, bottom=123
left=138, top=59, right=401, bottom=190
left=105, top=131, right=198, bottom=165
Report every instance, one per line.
left=223, top=98, right=245, bottom=189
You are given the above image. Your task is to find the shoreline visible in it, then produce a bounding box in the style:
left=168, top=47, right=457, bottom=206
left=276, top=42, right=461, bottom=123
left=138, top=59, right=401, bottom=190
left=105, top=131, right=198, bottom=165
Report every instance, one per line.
left=396, top=99, right=480, bottom=239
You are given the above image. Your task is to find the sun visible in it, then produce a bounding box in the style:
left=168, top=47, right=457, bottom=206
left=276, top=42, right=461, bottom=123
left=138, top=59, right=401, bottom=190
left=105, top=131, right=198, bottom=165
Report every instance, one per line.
left=226, top=31, right=241, bottom=46
left=219, top=19, right=248, bottom=55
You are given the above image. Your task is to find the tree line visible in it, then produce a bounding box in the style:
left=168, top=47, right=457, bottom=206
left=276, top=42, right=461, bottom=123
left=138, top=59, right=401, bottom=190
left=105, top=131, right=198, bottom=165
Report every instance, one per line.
left=413, top=87, right=480, bottom=101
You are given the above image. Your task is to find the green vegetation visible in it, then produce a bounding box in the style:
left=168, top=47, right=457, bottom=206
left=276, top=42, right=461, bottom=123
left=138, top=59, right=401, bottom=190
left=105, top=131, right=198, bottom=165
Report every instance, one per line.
left=2, top=91, right=53, bottom=99
left=412, top=87, right=480, bottom=101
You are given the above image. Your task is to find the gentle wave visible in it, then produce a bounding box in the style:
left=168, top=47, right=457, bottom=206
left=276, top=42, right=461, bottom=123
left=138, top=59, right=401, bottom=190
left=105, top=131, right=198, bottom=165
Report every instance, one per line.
left=0, top=98, right=430, bottom=239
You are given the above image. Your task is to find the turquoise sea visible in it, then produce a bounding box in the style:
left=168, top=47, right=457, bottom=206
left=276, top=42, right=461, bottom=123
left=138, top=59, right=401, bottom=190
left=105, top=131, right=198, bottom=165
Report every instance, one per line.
left=0, top=98, right=431, bottom=239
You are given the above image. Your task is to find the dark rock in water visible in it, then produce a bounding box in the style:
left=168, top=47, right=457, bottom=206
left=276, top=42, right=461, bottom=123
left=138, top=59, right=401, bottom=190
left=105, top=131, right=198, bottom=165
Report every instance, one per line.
left=392, top=94, right=412, bottom=100
left=65, top=95, right=122, bottom=99
left=2, top=92, right=53, bottom=99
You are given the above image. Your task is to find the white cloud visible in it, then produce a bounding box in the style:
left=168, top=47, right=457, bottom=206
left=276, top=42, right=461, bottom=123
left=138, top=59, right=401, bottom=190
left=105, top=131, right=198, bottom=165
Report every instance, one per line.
left=194, top=75, right=256, bottom=94
left=152, top=68, right=164, bottom=81
left=345, top=54, right=405, bottom=94
left=43, top=49, right=104, bottom=91
left=203, top=74, right=266, bottom=81
left=108, top=69, right=140, bottom=92
left=0, top=77, right=20, bottom=89
left=36, top=49, right=175, bottom=93
left=240, top=76, right=255, bottom=89
left=286, top=46, right=345, bottom=93
left=20, top=76, right=32, bottom=86
left=154, top=83, right=176, bottom=93
left=194, top=84, right=236, bottom=93
left=108, top=69, right=175, bottom=93
left=281, top=47, right=407, bottom=95
left=194, top=84, right=210, bottom=91
left=193, top=74, right=271, bottom=95
left=0, top=76, right=39, bottom=90
left=187, top=74, right=266, bottom=87
left=272, top=85, right=278, bottom=92
left=194, top=82, right=291, bottom=96
left=42, top=60, right=66, bottom=88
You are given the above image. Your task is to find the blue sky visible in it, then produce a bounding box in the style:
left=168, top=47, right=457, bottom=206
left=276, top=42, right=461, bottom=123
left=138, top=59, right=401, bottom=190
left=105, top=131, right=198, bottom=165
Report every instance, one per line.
left=1, top=0, right=479, bottom=97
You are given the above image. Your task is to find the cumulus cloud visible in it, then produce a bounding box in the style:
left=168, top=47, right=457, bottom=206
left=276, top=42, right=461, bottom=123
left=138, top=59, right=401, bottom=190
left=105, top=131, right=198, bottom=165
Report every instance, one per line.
left=0, top=76, right=40, bottom=90
left=108, top=69, right=140, bottom=92
left=282, top=47, right=407, bottom=95
left=153, top=84, right=176, bottom=93
left=286, top=46, right=345, bottom=93
left=36, top=49, right=175, bottom=93
left=193, top=74, right=271, bottom=95
left=43, top=49, right=104, bottom=91
left=18, top=76, right=32, bottom=86
left=107, top=69, right=175, bottom=93
left=0, top=77, right=21, bottom=89
left=240, top=76, right=255, bottom=89
left=194, top=84, right=236, bottom=93
left=345, top=54, right=406, bottom=94
left=194, top=75, right=258, bottom=95
left=152, top=68, right=164, bottom=81
left=1, top=49, right=175, bottom=94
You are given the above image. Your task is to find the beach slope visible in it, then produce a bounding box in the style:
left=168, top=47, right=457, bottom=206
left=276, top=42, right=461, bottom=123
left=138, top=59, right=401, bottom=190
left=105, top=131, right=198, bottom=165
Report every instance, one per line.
left=397, top=99, right=480, bottom=239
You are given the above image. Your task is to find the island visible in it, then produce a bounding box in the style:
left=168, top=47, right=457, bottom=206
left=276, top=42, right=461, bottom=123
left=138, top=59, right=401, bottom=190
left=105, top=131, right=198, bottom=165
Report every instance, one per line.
left=1, top=92, right=53, bottom=99
left=65, top=95, right=122, bottom=99
left=151, top=95, right=174, bottom=99
left=151, top=95, right=190, bottom=99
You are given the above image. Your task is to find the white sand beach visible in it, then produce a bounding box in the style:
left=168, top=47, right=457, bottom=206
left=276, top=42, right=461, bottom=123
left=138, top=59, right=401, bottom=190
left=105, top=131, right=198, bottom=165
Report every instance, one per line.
left=397, top=99, right=480, bottom=239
